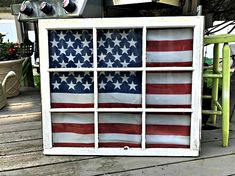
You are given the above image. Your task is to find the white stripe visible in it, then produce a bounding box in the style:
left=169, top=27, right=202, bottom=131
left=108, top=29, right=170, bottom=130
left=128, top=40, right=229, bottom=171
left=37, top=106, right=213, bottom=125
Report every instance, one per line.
left=53, top=133, right=94, bottom=143
left=52, top=113, right=94, bottom=124
left=99, top=93, right=141, bottom=104
left=147, top=94, right=191, bottom=105
left=51, top=93, right=93, bottom=104
left=147, top=28, right=193, bottom=41
left=147, top=72, right=192, bottom=84
left=146, top=50, right=192, bottom=63
left=99, top=113, right=141, bottom=124
left=146, top=114, right=190, bottom=126
left=146, top=135, right=190, bottom=145
left=99, top=134, right=141, bottom=143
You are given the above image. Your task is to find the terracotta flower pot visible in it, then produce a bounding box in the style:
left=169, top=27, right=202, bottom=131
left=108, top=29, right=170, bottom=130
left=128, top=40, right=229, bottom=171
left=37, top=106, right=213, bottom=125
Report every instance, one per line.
left=0, top=58, right=24, bottom=97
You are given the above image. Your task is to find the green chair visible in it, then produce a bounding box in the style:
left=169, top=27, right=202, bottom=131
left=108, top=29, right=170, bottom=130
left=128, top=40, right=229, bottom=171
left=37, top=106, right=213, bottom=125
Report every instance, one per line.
left=203, top=34, right=235, bottom=147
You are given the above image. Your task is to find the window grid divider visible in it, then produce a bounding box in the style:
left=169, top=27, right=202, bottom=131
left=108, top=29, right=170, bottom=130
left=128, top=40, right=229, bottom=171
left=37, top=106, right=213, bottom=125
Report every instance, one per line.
left=93, top=27, right=99, bottom=149
left=141, top=26, right=147, bottom=149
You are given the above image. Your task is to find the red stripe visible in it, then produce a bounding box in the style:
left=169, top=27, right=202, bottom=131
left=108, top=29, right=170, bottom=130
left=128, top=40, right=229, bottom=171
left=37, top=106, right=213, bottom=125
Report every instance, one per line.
left=99, top=103, right=141, bottom=108
left=51, top=103, right=94, bottom=108
left=146, top=62, right=192, bottom=67
left=146, top=125, right=190, bottom=136
left=146, top=84, right=192, bottom=94
left=147, top=39, right=193, bottom=51
left=99, top=142, right=141, bottom=148
left=53, top=143, right=94, bottom=147
left=146, top=144, right=189, bottom=148
left=52, top=123, right=94, bottom=134
left=99, top=124, right=141, bottom=134
left=147, top=104, right=191, bottom=108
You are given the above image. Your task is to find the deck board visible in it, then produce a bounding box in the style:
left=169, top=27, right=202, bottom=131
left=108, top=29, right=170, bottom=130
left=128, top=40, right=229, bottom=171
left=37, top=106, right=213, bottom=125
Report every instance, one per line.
left=0, top=88, right=235, bottom=176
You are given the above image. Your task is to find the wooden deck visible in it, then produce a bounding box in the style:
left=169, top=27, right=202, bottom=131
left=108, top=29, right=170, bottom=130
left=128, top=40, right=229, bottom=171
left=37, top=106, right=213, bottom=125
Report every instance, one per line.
left=0, top=88, right=235, bottom=176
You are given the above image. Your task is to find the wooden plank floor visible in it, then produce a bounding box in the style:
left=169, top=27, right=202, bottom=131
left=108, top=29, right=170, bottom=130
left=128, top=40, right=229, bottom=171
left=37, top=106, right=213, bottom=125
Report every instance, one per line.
left=0, top=88, right=235, bottom=176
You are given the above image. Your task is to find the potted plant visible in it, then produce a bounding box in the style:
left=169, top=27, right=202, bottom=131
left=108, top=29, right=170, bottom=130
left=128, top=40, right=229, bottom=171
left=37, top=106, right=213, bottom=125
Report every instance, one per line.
left=0, top=33, right=24, bottom=97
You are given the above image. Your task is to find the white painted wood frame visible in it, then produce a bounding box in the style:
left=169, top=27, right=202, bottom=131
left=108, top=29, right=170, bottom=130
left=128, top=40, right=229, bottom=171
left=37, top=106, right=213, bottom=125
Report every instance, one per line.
left=39, top=16, right=204, bottom=156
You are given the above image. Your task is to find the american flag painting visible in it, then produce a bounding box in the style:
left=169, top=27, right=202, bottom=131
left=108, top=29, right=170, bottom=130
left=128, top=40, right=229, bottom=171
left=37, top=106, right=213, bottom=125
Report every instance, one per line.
left=48, top=28, right=193, bottom=148
left=146, top=28, right=193, bottom=67
left=146, top=72, right=192, bottom=108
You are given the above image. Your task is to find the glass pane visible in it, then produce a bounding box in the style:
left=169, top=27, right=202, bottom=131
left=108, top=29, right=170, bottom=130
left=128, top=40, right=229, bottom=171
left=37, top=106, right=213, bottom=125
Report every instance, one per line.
left=48, top=29, right=93, bottom=68
left=98, top=113, right=142, bottom=148
left=146, top=28, right=193, bottom=67
left=98, top=71, right=142, bottom=108
left=146, top=71, right=192, bottom=108
left=146, top=113, right=191, bottom=148
left=52, top=113, right=94, bottom=147
left=97, top=29, right=142, bottom=67
left=50, top=72, right=94, bottom=108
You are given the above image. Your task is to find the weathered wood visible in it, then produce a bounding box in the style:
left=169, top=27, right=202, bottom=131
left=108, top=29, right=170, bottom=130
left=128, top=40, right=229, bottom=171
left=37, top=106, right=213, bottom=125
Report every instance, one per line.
left=0, top=139, right=42, bottom=156
left=0, top=112, right=41, bottom=125
left=0, top=151, right=96, bottom=172
left=0, top=121, right=41, bottom=133
left=0, top=129, right=42, bottom=144
left=1, top=138, right=235, bottom=176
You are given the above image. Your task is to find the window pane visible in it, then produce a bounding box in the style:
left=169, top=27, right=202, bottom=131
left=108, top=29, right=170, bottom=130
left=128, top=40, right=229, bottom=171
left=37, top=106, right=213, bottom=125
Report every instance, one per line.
left=146, top=71, right=192, bottom=108
left=146, top=28, right=193, bottom=67
left=98, top=71, right=142, bottom=108
left=50, top=72, right=94, bottom=108
left=48, top=29, right=93, bottom=68
left=97, top=29, right=142, bottom=68
left=146, top=113, right=191, bottom=148
left=52, top=112, right=94, bottom=147
left=98, top=113, right=142, bottom=148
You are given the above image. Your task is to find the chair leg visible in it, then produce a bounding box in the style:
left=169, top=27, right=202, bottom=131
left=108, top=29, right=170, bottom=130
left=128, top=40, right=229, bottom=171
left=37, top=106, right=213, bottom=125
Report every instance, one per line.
left=211, top=43, right=220, bottom=124
left=222, top=43, right=230, bottom=147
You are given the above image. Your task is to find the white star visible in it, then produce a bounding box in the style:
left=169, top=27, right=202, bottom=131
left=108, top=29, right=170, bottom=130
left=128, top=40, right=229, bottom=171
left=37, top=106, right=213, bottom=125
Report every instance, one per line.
left=60, top=60, right=67, bottom=68
left=113, top=81, right=122, bottom=90
left=98, top=38, right=105, bottom=47
left=66, top=39, right=74, bottom=48
left=113, top=37, right=121, bottom=46
left=74, top=31, right=82, bottom=39
left=114, top=71, right=120, bottom=75
left=99, top=71, right=105, bottom=76
left=121, top=31, right=128, bottom=39
left=104, top=30, right=112, bottom=39
left=52, top=81, right=60, bottom=89
left=53, top=72, right=58, bottom=76
left=51, top=53, right=59, bottom=61
left=50, top=38, right=58, bottom=47
left=84, top=72, right=90, bottom=76
left=58, top=32, right=66, bottom=40
left=128, top=81, right=137, bottom=90
left=122, top=74, right=129, bottom=83
left=75, top=60, right=83, bottom=67
left=82, top=39, right=90, bottom=47
left=59, top=46, right=66, bottom=55
left=106, top=59, right=113, bottom=67
left=106, top=74, right=114, bottom=82
left=129, top=53, right=137, bottom=62
left=83, top=81, right=91, bottom=90
left=121, top=60, right=129, bottom=67
left=75, top=75, right=83, bottom=83
left=83, top=53, right=91, bottom=62
left=106, top=45, right=113, bottom=54
left=67, top=53, right=75, bottom=62
left=113, top=53, right=121, bottom=61
left=98, top=53, right=106, bottom=61
left=60, top=75, right=67, bottom=82
left=99, top=80, right=106, bottom=90
left=129, top=38, right=137, bottom=47
left=130, top=71, right=136, bottom=76
left=75, top=46, right=82, bottom=55
left=68, top=81, right=76, bottom=90
left=69, top=72, right=75, bottom=76
left=121, top=45, right=129, bottom=54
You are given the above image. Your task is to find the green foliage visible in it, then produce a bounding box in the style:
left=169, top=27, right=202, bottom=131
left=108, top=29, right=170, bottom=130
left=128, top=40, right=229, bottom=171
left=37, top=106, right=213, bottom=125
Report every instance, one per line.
left=0, top=33, right=20, bottom=61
